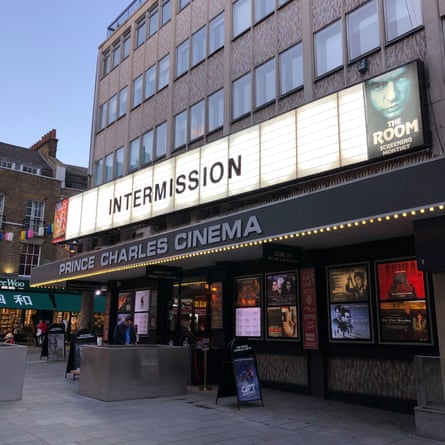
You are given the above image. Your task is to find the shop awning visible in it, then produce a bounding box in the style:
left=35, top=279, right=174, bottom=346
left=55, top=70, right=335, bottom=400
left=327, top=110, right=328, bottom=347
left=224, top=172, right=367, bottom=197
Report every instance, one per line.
left=0, top=291, right=105, bottom=313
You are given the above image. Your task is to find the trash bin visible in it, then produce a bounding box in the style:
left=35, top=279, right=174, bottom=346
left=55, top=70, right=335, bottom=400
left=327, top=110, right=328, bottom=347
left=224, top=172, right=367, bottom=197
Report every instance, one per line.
left=0, top=343, right=27, bottom=401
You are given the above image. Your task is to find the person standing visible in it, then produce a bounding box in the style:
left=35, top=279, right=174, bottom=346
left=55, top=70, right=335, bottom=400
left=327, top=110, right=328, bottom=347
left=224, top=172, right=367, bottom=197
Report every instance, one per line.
left=113, top=315, right=137, bottom=345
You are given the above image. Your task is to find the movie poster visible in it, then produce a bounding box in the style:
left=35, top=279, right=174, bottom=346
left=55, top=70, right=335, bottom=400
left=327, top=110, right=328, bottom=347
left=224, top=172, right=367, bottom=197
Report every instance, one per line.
left=267, top=305, right=298, bottom=339
left=265, top=272, right=297, bottom=306
left=376, top=259, right=425, bottom=301
left=235, top=276, right=261, bottom=307
left=330, top=303, right=371, bottom=341
left=379, top=300, right=429, bottom=343
left=52, top=198, right=69, bottom=243
left=364, top=61, right=424, bottom=159
left=233, top=357, right=261, bottom=403
left=327, top=263, right=369, bottom=302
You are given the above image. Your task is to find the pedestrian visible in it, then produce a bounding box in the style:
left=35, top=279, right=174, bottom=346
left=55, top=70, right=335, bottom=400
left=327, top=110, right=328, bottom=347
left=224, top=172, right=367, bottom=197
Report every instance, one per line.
left=113, top=315, right=137, bottom=345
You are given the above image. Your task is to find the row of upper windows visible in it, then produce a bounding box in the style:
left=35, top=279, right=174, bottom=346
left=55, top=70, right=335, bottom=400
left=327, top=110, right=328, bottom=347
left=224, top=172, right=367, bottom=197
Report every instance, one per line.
left=95, top=88, right=223, bottom=185
left=0, top=160, right=40, bottom=175
left=95, top=0, right=423, bottom=183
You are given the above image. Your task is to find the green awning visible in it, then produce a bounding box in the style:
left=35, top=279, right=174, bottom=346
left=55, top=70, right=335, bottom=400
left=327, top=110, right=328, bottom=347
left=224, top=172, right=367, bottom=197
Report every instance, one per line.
left=0, top=291, right=55, bottom=310
left=0, top=291, right=105, bottom=313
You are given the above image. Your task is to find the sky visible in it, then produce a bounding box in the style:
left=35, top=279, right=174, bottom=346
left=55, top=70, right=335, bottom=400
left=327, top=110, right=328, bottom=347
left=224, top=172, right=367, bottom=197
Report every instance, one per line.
left=0, top=1, right=132, bottom=168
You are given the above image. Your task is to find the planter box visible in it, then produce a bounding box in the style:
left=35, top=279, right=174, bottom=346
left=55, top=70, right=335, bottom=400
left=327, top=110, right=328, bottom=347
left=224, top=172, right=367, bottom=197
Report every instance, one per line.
left=0, top=344, right=27, bottom=401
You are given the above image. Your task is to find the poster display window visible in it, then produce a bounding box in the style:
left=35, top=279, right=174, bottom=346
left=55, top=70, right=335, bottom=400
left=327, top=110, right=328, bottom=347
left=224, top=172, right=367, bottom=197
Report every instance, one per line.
left=376, top=259, right=431, bottom=344
left=327, top=263, right=372, bottom=342
left=265, top=271, right=298, bottom=340
left=235, top=276, right=262, bottom=338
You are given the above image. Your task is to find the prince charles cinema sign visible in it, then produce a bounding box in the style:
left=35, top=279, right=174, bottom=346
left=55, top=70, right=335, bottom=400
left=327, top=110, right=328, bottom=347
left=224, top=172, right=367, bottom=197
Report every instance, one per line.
left=53, top=61, right=428, bottom=244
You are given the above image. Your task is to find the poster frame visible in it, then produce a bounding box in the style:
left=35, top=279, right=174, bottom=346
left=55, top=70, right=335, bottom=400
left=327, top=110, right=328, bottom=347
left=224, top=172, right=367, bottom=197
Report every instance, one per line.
left=234, top=275, right=262, bottom=339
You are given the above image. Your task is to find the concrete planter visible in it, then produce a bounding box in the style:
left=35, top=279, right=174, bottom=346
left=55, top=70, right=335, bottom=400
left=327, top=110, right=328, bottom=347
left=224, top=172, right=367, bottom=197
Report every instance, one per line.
left=0, top=344, right=27, bottom=401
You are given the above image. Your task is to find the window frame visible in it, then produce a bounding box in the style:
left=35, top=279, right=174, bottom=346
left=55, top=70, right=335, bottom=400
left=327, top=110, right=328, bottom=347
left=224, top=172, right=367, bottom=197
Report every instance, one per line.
left=314, top=19, right=343, bottom=78
left=104, top=153, right=114, bottom=182
left=115, top=147, right=124, bottom=178
left=136, top=17, right=147, bottom=48
left=176, top=39, right=190, bottom=77
left=384, top=0, right=423, bottom=43
left=108, top=94, right=118, bottom=125
left=161, top=0, right=172, bottom=26
left=132, top=74, right=144, bottom=108
left=209, top=12, right=224, bottom=55
left=95, top=158, right=104, bottom=186
left=142, top=130, right=154, bottom=165
left=233, top=0, right=251, bottom=38
left=118, top=87, right=128, bottom=118
left=19, top=244, right=40, bottom=277
left=129, top=137, right=141, bottom=172
left=255, top=57, right=276, bottom=108
left=158, top=55, right=170, bottom=90
left=149, top=5, right=159, bottom=37
left=192, top=26, right=206, bottom=67
left=144, top=65, right=157, bottom=100
left=279, top=42, right=303, bottom=96
left=155, top=122, right=168, bottom=159
left=190, top=100, right=205, bottom=141
left=232, top=72, right=252, bottom=120
left=174, top=110, right=188, bottom=149
left=208, top=88, right=224, bottom=132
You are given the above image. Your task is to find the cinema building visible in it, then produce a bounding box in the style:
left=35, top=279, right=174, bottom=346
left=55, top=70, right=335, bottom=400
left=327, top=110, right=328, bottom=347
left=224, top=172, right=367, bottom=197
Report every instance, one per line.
left=30, top=0, right=445, bottom=411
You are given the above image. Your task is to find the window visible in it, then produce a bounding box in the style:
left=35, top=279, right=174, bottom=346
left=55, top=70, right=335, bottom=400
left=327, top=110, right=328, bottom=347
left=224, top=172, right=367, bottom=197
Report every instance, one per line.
left=190, top=100, right=205, bottom=140
left=25, top=200, right=44, bottom=231
left=209, top=12, right=224, bottom=54
left=232, top=72, right=251, bottom=119
left=255, top=0, right=274, bottom=23
left=0, top=161, right=13, bottom=169
left=161, top=0, right=171, bottom=25
left=95, top=159, right=104, bottom=186
left=19, top=244, right=40, bottom=276
left=108, top=94, right=117, bottom=124
left=122, top=31, right=131, bottom=59
left=158, top=55, right=170, bottom=89
left=145, top=65, right=156, bottom=99
left=111, top=41, right=121, bottom=69
left=255, top=58, right=276, bottom=107
left=155, top=122, right=167, bottom=158
left=0, top=193, right=4, bottom=215
left=278, top=0, right=291, bottom=6
left=315, top=20, right=343, bottom=77
left=192, top=27, right=206, bottom=66
left=384, top=0, right=423, bottom=41
left=280, top=43, right=303, bottom=95
left=22, top=166, right=38, bottom=175
left=176, top=39, right=189, bottom=77
left=118, top=87, right=128, bottom=118
left=102, top=50, right=111, bottom=76
left=233, top=0, right=251, bottom=37
left=104, top=153, right=114, bottom=182
left=136, top=18, right=146, bottom=48
left=115, top=147, right=124, bottom=177
left=98, top=102, right=107, bottom=131
left=178, top=0, right=190, bottom=11
left=142, top=130, right=153, bottom=164
left=347, top=0, right=379, bottom=61
left=174, top=110, right=188, bottom=149
left=132, top=74, right=143, bottom=107
left=208, top=89, right=224, bottom=131
left=129, top=138, right=140, bottom=172
left=149, top=5, right=159, bottom=37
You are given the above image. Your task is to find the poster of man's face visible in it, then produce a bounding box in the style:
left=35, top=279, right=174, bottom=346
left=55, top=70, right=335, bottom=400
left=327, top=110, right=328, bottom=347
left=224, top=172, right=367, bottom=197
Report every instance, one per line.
left=266, top=272, right=297, bottom=306
left=330, top=303, right=371, bottom=341
left=364, top=61, right=424, bottom=159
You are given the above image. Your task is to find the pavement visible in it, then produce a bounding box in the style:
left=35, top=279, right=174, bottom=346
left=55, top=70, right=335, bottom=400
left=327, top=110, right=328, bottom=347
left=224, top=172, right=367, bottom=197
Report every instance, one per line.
left=0, top=345, right=443, bottom=445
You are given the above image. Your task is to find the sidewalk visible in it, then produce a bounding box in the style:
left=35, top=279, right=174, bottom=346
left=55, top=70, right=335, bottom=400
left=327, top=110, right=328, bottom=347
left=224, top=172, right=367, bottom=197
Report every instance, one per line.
left=0, top=345, right=442, bottom=445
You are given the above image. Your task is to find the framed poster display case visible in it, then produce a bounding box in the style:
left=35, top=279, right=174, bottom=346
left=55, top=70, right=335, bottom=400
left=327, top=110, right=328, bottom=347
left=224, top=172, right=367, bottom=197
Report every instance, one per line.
left=327, top=263, right=372, bottom=342
left=265, top=271, right=298, bottom=340
left=375, top=258, right=431, bottom=344
left=234, top=276, right=262, bottom=338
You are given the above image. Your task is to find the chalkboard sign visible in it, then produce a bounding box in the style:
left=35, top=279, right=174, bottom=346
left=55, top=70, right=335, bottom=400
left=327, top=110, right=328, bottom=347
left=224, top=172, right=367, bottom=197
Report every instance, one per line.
left=65, top=329, right=96, bottom=377
left=216, top=338, right=263, bottom=408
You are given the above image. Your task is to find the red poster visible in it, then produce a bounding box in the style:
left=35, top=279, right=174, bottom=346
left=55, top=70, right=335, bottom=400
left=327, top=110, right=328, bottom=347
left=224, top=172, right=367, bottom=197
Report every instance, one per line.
left=301, top=268, right=318, bottom=349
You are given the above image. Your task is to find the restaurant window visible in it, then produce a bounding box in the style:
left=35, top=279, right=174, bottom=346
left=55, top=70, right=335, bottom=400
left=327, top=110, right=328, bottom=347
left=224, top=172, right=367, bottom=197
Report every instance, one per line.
left=155, top=122, right=167, bottom=158
left=255, top=58, right=276, bottom=108
left=95, top=158, right=104, bottom=186
left=209, top=12, right=224, bottom=54
left=129, top=137, right=140, bottom=172
left=108, top=94, right=117, bottom=125
left=190, top=100, right=205, bottom=140
left=233, top=0, right=251, bottom=37
left=132, top=74, right=143, bottom=108
left=149, top=5, right=159, bottom=37
left=136, top=17, right=146, bottom=48
left=255, top=0, right=274, bottom=23
left=122, top=31, right=131, bottom=59
left=208, top=88, right=224, bottom=132
left=25, top=200, right=44, bottom=232
left=19, top=244, right=40, bottom=276
left=142, top=130, right=153, bottom=165
left=384, top=0, right=423, bottom=42
left=111, top=40, right=121, bottom=69
left=161, top=0, right=172, bottom=26
left=279, top=42, right=303, bottom=95
left=233, top=72, right=251, bottom=119
left=192, top=26, right=206, bottom=66
left=174, top=110, right=188, bottom=149
left=315, top=20, right=343, bottom=77
left=158, top=54, right=170, bottom=89
left=118, top=87, right=128, bottom=118
left=347, top=0, right=379, bottom=61
left=115, top=147, right=124, bottom=177
left=104, top=153, right=114, bottom=182
left=145, top=65, right=156, bottom=99
left=102, top=50, right=110, bottom=77
left=176, top=39, right=190, bottom=77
